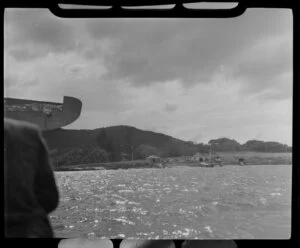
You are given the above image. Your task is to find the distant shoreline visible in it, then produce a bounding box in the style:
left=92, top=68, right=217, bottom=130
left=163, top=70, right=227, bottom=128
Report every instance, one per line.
left=53, top=151, right=292, bottom=172
left=54, top=163, right=291, bottom=172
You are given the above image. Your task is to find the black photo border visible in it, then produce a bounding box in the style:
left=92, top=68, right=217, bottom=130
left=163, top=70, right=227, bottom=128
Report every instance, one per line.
left=2, top=1, right=299, bottom=248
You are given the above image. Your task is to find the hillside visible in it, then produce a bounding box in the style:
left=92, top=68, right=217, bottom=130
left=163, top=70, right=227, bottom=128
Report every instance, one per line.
left=42, top=125, right=292, bottom=168
left=208, top=138, right=292, bottom=153
left=43, top=125, right=175, bottom=150
left=43, top=125, right=292, bottom=153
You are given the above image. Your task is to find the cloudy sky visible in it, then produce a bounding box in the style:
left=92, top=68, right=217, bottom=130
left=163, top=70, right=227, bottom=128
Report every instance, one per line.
left=4, top=7, right=292, bottom=145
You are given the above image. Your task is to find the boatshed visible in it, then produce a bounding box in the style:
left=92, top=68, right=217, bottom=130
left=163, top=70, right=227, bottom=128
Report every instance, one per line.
left=146, top=155, right=161, bottom=163
left=191, top=152, right=206, bottom=162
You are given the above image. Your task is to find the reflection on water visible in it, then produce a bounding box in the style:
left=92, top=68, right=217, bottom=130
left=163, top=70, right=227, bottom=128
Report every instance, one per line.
left=51, top=165, right=291, bottom=239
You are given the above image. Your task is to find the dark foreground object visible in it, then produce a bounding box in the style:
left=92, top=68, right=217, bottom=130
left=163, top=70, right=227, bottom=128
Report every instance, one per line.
left=4, top=118, right=59, bottom=237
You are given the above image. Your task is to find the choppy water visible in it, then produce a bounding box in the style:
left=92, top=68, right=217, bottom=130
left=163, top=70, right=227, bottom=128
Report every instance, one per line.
left=50, top=165, right=291, bottom=239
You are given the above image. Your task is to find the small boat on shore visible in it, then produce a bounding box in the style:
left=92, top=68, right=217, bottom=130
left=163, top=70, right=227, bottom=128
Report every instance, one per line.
left=155, top=163, right=165, bottom=168
left=198, top=154, right=223, bottom=167
left=198, top=161, right=213, bottom=167
left=198, top=161, right=223, bottom=167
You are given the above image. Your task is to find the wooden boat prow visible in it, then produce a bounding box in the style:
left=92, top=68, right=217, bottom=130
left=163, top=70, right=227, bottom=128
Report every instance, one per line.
left=4, top=96, right=82, bottom=130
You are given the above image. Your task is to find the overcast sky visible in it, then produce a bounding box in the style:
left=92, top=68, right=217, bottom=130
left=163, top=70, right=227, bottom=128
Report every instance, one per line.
left=4, top=7, right=292, bottom=145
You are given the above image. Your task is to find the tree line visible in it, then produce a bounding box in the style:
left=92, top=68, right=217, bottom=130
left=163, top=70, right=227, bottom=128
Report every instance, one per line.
left=47, top=128, right=292, bottom=168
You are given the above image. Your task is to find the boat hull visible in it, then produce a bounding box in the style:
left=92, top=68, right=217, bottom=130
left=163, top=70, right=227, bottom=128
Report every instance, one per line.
left=4, top=96, right=82, bottom=130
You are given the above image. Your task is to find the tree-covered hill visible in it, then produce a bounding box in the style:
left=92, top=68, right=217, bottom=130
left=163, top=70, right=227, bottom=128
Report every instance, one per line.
left=42, top=125, right=292, bottom=167
left=43, top=125, right=175, bottom=151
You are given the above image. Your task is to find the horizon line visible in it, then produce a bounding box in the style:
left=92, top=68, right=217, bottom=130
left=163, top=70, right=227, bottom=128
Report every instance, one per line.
left=54, top=124, right=292, bottom=147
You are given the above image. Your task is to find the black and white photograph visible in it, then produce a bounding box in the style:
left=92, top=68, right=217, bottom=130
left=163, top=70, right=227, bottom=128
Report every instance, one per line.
left=4, top=2, right=293, bottom=241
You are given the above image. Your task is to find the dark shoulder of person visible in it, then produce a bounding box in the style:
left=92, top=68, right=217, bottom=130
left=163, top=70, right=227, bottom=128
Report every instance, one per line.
left=4, top=118, right=59, bottom=213
left=4, top=118, right=41, bottom=149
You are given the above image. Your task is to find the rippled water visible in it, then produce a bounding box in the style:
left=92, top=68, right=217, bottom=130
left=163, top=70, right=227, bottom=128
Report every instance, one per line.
left=50, top=165, right=291, bottom=239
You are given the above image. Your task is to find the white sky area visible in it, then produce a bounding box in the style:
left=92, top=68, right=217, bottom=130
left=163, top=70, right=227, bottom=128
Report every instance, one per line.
left=4, top=8, right=293, bottom=146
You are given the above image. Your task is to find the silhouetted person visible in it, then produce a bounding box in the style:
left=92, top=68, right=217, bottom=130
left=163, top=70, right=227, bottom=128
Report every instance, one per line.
left=4, top=118, right=59, bottom=237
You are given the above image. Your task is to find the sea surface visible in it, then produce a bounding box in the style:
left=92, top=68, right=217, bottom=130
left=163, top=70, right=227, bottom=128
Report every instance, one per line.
left=50, top=165, right=291, bottom=239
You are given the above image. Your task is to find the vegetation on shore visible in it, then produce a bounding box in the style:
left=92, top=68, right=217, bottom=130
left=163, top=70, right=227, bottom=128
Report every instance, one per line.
left=53, top=151, right=292, bottom=171
left=43, top=125, right=292, bottom=171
